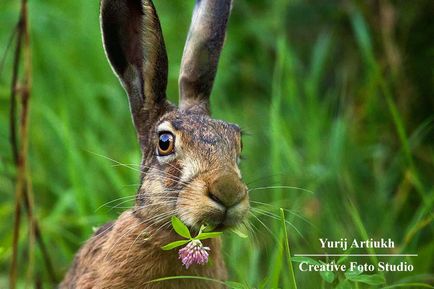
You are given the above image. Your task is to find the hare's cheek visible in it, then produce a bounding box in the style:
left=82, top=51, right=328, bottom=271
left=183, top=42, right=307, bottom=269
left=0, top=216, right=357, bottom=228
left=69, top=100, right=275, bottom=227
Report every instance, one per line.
left=160, top=162, right=183, bottom=189
left=179, top=158, right=204, bottom=184
left=175, top=180, right=213, bottom=227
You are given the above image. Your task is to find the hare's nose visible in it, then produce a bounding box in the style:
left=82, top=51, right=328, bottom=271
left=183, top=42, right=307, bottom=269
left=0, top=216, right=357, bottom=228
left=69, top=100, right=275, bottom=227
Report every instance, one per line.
left=208, top=173, right=246, bottom=208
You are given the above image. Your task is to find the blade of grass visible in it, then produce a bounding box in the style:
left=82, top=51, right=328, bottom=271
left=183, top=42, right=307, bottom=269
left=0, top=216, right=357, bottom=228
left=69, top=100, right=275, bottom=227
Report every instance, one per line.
left=146, top=275, right=245, bottom=289
left=381, top=283, right=434, bottom=289
left=280, top=208, right=298, bottom=289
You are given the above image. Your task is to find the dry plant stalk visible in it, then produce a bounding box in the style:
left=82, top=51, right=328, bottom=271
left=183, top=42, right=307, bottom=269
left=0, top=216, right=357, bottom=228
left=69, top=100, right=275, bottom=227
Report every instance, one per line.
left=8, top=0, right=57, bottom=287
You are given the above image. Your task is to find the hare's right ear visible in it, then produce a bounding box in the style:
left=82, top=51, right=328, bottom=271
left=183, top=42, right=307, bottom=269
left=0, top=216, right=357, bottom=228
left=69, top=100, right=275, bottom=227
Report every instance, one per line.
left=179, top=0, right=232, bottom=114
left=100, top=0, right=168, bottom=139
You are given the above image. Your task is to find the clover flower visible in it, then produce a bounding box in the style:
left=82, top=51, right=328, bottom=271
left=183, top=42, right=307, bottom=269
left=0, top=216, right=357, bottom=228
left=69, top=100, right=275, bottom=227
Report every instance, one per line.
left=162, top=216, right=248, bottom=269
left=178, top=239, right=210, bottom=269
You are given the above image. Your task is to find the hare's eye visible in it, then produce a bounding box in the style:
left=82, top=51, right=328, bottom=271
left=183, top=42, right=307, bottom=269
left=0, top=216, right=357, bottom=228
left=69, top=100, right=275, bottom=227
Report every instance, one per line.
left=158, top=132, right=175, bottom=156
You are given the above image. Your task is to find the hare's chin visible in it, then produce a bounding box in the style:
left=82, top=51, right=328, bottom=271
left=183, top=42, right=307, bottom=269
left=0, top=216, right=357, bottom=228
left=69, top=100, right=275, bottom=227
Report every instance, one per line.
left=222, top=206, right=249, bottom=229
left=225, top=205, right=249, bottom=226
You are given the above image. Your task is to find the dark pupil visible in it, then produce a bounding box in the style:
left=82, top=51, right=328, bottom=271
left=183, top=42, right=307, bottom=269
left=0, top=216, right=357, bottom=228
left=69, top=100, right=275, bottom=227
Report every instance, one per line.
left=159, top=134, right=171, bottom=151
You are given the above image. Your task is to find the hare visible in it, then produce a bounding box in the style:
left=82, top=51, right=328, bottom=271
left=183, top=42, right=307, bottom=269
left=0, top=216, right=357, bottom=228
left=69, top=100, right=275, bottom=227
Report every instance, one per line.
left=59, top=0, right=249, bottom=288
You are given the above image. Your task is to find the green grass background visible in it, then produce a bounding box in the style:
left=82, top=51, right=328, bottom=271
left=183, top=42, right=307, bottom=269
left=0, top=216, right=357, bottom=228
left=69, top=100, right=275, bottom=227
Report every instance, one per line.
left=1, top=0, right=433, bottom=288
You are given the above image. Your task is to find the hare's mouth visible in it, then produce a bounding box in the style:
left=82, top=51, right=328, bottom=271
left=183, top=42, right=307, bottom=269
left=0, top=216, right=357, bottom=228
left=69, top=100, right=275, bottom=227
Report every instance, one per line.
left=176, top=172, right=249, bottom=231
left=178, top=195, right=249, bottom=231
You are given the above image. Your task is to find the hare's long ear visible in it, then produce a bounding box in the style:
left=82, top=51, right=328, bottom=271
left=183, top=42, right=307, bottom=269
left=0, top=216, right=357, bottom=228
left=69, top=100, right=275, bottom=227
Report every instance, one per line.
left=179, top=0, right=232, bottom=113
left=100, top=0, right=168, bottom=138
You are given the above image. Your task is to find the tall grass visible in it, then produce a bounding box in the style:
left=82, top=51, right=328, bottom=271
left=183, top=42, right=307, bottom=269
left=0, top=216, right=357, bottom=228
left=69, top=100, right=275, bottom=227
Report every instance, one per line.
left=1, top=0, right=433, bottom=288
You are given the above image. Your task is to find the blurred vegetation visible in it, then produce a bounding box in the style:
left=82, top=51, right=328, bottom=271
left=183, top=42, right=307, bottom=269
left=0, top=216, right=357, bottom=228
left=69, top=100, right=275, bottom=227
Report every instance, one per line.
left=1, top=0, right=433, bottom=288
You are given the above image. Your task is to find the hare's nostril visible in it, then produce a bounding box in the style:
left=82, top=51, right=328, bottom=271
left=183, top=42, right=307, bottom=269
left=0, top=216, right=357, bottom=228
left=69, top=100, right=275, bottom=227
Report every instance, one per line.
left=209, top=173, right=247, bottom=208
left=208, top=190, right=246, bottom=208
left=208, top=192, right=225, bottom=207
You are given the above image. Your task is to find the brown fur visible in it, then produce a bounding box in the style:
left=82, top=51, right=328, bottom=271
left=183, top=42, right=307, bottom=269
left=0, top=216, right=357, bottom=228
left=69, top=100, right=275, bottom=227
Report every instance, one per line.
left=60, top=211, right=227, bottom=289
left=61, top=0, right=244, bottom=288
left=60, top=112, right=246, bottom=289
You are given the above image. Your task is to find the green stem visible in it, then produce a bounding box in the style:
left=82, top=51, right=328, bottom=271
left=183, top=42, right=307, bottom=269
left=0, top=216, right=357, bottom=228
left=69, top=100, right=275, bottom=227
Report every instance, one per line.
left=280, top=208, right=298, bottom=289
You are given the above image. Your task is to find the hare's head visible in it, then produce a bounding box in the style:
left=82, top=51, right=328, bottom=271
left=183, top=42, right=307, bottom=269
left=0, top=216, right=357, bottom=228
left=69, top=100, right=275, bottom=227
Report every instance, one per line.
left=100, top=0, right=249, bottom=230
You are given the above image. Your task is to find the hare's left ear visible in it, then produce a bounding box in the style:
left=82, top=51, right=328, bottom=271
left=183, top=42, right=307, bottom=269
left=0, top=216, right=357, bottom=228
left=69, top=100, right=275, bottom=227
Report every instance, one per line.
left=178, top=0, right=232, bottom=114
left=100, top=0, right=168, bottom=139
